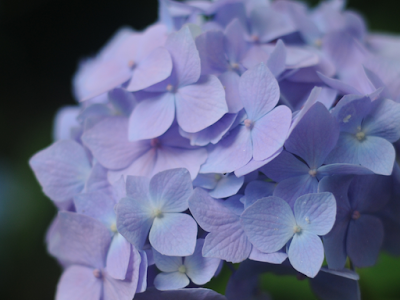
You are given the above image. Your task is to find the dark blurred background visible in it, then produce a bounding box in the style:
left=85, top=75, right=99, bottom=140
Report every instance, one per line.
left=0, top=0, right=399, bottom=299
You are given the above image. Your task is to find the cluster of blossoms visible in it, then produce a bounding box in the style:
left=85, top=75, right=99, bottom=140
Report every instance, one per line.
left=29, top=0, right=400, bottom=299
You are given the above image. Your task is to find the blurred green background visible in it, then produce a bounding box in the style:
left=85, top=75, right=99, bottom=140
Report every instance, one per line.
left=0, top=0, right=399, bottom=299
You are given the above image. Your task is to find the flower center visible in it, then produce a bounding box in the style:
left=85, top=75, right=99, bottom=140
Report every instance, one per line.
left=214, top=174, right=222, bottom=181
left=342, top=114, right=352, bottom=123
left=244, top=119, right=254, bottom=129
left=178, top=265, right=187, bottom=274
left=166, top=84, right=174, bottom=92
left=293, top=225, right=302, bottom=234
left=110, top=223, right=118, bottom=233
left=151, top=138, right=160, bottom=148
left=356, top=131, right=366, bottom=141
left=93, top=269, right=102, bottom=279
left=352, top=210, right=361, bottom=220
left=153, top=208, right=164, bottom=219
left=308, top=169, right=317, bottom=177
left=231, top=62, right=239, bottom=70
left=128, top=60, right=136, bottom=68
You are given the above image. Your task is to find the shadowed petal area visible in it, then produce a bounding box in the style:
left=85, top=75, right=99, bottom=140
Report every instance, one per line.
left=241, top=196, right=296, bottom=253
left=176, top=75, right=227, bottom=133
left=200, top=126, right=252, bottom=174
left=153, top=250, right=182, bottom=273
left=135, top=288, right=227, bottom=300
left=357, top=136, right=395, bottom=175
left=126, top=47, right=173, bottom=92
left=273, top=175, right=319, bottom=208
left=289, top=231, right=324, bottom=278
left=252, top=105, right=292, bottom=161
left=189, top=188, right=251, bottom=262
left=49, top=212, right=111, bottom=269
left=219, top=72, right=243, bottom=113
left=185, top=239, right=221, bottom=285
left=154, top=272, right=190, bottom=291
left=150, top=213, right=197, bottom=256
left=346, top=215, right=384, bottom=267
left=82, top=117, right=150, bottom=169
left=323, top=217, right=349, bottom=270
left=242, top=180, right=275, bottom=209
left=149, top=168, right=193, bottom=212
left=239, top=63, right=280, bottom=121
left=249, top=247, right=288, bottom=264
left=325, top=132, right=359, bottom=166
left=261, top=150, right=309, bottom=182
left=128, top=92, right=175, bottom=141
left=285, top=102, right=339, bottom=169
left=56, top=266, right=102, bottom=300
left=294, top=192, right=336, bottom=236
left=106, top=234, right=131, bottom=280
left=29, top=140, right=91, bottom=203
left=208, top=174, right=244, bottom=199
left=116, top=196, right=154, bottom=250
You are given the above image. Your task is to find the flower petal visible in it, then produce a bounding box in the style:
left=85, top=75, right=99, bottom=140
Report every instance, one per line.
left=154, top=272, right=190, bottom=291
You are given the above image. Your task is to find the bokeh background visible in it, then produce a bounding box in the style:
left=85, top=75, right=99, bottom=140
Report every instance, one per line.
left=0, top=0, right=399, bottom=299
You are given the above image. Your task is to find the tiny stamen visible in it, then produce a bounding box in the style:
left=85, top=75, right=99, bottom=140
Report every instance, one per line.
left=352, top=210, right=361, bottom=220
left=251, top=35, right=259, bottom=42
left=214, top=174, right=222, bottom=181
left=166, top=84, right=174, bottom=92
left=244, top=119, right=253, bottom=129
left=343, top=115, right=352, bottom=123
left=356, top=131, right=366, bottom=141
left=314, top=39, right=322, bottom=47
left=293, top=225, right=302, bottom=234
left=231, top=62, right=239, bottom=70
left=153, top=208, right=164, bottom=219
left=110, top=223, right=118, bottom=233
left=309, top=169, right=317, bottom=177
left=305, top=217, right=310, bottom=224
left=93, top=269, right=102, bottom=278
left=178, top=265, right=187, bottom=274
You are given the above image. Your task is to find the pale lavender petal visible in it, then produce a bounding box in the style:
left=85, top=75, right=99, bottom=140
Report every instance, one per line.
left=252, top=105, right=292, bottom=161
left=49, top=212, right=111, bottom=268
left=103, top=246, right=141, bottom=300
left=324, top=133, right=360, bottom=166
left=267, top=40, right=286, bottom=77
left=294, top=192, right=336, bottom=236
left=176, top=75, right=227, bottom=133
left=108, top=88, right=137, bottom=116
left=116, top=196, right=154, bottom=250
left=128, top=92, right=175, bottom=141
left=185, top=239, right=221, bottom=285
left=150, top=213, right=197, bottom=256
left=358, top=136, right=395, bottom=175
left=153, top=146, right=207, bottom=180
left=317, top=72, right=360, bottom=95
left=53, top=106, right=80, bottom=141
left=149, top=168, right=192, bottom=212
left=261, top=150, right=309, bottom=182
left=200, top=126, right=252, bottom=174
left=74, top=192, right=116, bottom=228
left=317, top=164, right=374, bottom=177
left=239, top=63, right=280, bottom=121
left=196, top=30, right=229, bottom=75
left=153, top=249, right=182, bottom=272
left=106, top=234, right=131, bottom=280
left=180, top=113, right=236, bottom=146
left=363, top=99, right=400, bottom=142
left=56, top=266, right=102, bottom=300
left=29, top=140, right=91, bottom=203
left=234, top=148, right=282, bottom=177
left=82, top=117, right=150, bottom=169
left=219, top=71, right=243, bottom=114
left=165, top=26, right=201, bottom=86
left=154, top=272, right=190, bottom=291
left=249, top=247, right=288, bottom=264
left=136, top=250, right=148, bottom=293
left=126, top=47, right=173, bottom=91
left=289, top=231, right=324, bottom=278
left=285, top=102, right=339, bottom=169
left=208, top=173, right=244, bottom=199
left=202, top=223, right=252, bottom=263
left=273, top=175, right=319, bottom=208
left=193, top=173, right=218, bottom=190
left=224, top=18, right=247, bottom=63
left=241, top=196, right=296, bottom=253
left=86, top=163, right=113, bottom=196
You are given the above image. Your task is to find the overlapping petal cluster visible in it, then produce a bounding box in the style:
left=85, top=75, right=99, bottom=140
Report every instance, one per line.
left=29, top=0, right=400, bottom=299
